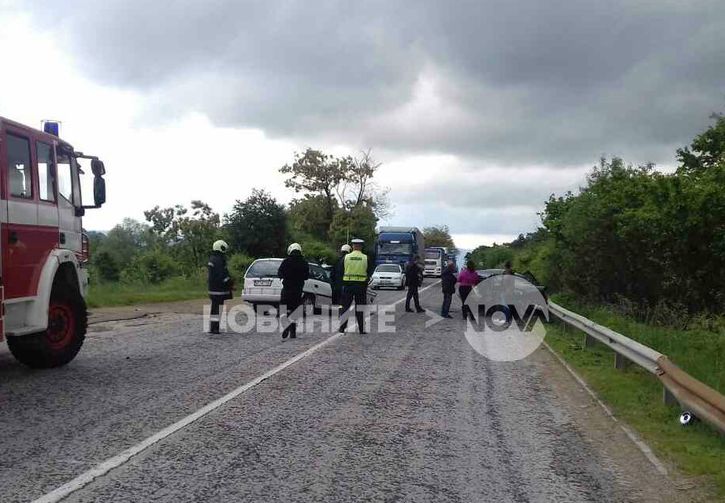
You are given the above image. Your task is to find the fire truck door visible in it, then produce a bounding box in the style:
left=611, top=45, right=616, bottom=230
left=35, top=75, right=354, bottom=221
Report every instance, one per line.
left=4, top=132, right=41, bottom=299
left=56, top=151, right=82, bottom=253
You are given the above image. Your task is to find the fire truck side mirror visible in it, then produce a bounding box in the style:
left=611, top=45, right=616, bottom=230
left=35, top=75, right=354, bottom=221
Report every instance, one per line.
left=93, top=176, right=106, bottom=206
left=91, top=159, right=106, bottom=176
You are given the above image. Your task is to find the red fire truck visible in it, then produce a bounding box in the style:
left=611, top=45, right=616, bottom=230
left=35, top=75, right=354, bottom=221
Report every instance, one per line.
left=0, top=116, right=106, bottom=368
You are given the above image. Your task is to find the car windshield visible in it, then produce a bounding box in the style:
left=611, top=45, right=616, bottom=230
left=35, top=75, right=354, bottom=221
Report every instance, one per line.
left=425, top=250, right=442, bottom=259
left=376, top=265, right=400, bottom=273
left=246, top=260, right=281, bottom=278
left=478, top=269, right=504, bottom=278
left=309, top=264, right=330, bottom=282
left=378, top=242, right=412, bottom=255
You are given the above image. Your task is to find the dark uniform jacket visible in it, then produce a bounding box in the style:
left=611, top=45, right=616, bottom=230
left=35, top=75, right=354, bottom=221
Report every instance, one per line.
left=405, top=262, right=423, bottom=288
left=441, top=268, right=457, bottom=294
left=207, top=251, right=232, bottom=299
left=278, top=252, right=310, bottom=294
left=330, top=255, right=346, bottom=289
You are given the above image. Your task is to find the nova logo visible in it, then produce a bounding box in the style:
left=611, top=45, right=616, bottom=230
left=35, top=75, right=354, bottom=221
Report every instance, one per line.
left=462, top=275, right=550, bottom=362
left=466, top=304, right=548, bottom=332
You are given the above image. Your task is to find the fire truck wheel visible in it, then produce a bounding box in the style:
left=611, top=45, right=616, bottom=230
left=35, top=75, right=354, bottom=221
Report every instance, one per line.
left=7, top=283, right=87, bottom=369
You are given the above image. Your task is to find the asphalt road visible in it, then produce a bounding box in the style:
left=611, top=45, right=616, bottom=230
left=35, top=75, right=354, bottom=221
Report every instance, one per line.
left=0, top=282, right=694, bottom=502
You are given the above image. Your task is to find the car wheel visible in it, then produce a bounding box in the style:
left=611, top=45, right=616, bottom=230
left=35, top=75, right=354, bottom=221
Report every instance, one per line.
left=302, top=293, right=316, bottom=315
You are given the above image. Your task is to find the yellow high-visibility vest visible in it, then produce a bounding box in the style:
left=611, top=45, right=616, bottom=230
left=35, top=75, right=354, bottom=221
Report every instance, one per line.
left=343, top=250, right=368, bottom=283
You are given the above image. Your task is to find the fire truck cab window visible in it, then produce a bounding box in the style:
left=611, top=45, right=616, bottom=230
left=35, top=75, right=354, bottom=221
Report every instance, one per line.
left=6, top=134, right=33, bottom=199
left=37, top=142, right=56, bottom=202
left=57, top=153, right=73, bottom=202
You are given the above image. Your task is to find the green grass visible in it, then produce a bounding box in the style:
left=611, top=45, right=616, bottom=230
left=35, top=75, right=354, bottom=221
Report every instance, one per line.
left=86, top=276, right=207, bottom=308
left=546, top=298, right=725, bottom=497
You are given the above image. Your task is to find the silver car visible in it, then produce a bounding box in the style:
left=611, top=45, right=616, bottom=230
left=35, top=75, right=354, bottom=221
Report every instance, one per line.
left=242, top=258, right=333, bottom=309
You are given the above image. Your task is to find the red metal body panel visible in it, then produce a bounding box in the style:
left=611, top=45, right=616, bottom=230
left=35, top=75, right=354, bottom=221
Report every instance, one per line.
left=1, top=223, right=58, bottom=298
left=0, top=117, right=67, bottom=301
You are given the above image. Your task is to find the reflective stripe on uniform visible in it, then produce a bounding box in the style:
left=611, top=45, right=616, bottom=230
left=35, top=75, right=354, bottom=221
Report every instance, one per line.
left=208, top=291, right=231, bottom=296
left=343, top=251, right=368, bottom=282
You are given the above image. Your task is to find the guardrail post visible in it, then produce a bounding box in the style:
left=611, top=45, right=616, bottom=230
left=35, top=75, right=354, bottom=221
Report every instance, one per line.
left=662, top=387, right=678, bottom=406
left=614, top=353, right=629, bottom=371
left=583, top=334, right=597, bottom=348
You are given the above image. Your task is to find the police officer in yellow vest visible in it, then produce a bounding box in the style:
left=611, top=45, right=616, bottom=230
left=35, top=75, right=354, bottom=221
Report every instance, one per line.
left=338, top=238, right=369, bottom=334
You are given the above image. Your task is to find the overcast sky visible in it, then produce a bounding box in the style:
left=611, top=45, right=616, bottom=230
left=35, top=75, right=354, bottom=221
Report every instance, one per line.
left=1, top=1, right=723, bottom=249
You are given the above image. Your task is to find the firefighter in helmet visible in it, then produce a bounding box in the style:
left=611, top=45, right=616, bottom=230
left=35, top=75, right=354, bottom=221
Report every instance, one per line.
left=338, top=238, right=369, bottom=334
left=330, top=243, right=351, bottom=305
left=278, top=242, right=310, bottom=339
left=207, top=239, right=233, bottom=334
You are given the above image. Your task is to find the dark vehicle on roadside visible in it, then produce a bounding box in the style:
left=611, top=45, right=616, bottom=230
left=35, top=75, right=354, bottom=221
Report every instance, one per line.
left=471, top=270, right=548, bottom=321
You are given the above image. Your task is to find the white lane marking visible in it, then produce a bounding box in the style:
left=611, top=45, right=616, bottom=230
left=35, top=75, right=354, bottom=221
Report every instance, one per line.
left=542, top=341, right=668, bottom=476
left=35, top=281, right=440, bottom=503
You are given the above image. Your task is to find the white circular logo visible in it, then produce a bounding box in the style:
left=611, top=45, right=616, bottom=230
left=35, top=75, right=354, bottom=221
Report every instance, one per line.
left=463, top=274, right=549, bottom=361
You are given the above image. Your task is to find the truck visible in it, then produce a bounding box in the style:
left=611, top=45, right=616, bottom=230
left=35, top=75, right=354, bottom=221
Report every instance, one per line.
left=0, top=116, right=107, bottom=368
left=424, top=247, right=447, bottom=277
left=375, top=226, right=425, bottom=268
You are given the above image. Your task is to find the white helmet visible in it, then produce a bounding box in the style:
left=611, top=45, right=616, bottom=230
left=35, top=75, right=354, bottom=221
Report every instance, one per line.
left=287, top=242, right=302, bottom=255
left=212, top=240, right=229, bottom=253
left=340, top=244, right=352, bottom=253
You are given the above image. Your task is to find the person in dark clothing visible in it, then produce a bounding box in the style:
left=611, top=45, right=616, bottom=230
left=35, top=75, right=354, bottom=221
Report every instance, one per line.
left=330, top=244, right=351, bottom=305
left=278, top=243, right=310, bottom=339
left=440, top=262, right=457, bottom=318
left=207, top=240, right=233, bottom=334
left=404, top=256, right=425, bottom=313
left=503, top=260, right=514, bottom=275
left=501, top=260, right=515, bottom=322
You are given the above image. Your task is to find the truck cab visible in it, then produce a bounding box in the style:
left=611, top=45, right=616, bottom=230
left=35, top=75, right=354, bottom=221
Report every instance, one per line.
left=424, top=247, right=446, bottom=277
left=0, top=116, right=106, bottom=368
left=375, top=226, right=425, bottom=268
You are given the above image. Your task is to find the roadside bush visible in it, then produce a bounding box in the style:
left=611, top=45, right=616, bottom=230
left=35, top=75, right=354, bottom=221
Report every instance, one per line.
left=228, top=252, right=255, bottom=282
left=120, top=250, right=180, bottom=284
left=93, top=250, right=120, bottom=282
left=469, top=244, right=514, bottom=269
left=300, top=239, right=337, bottom=266
left=542, top=157, right=725, bottom=314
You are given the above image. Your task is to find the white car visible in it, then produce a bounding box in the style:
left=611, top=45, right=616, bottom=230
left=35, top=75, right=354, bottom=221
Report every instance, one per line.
left=371, top=263, right=406, bottom=290
left=242, top=258, right=332, bottom=310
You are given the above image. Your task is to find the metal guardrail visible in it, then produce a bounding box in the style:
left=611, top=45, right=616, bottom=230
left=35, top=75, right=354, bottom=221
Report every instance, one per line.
left=549, top=302, right=725, bottom=435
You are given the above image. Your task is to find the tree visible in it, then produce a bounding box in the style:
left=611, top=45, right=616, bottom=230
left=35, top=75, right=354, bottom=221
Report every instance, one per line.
left=676, top=113, right=725, bottom=175
left=100, top=218, right=153, bottom=269
left=144, top=201, right=221, bottom=272
left=328, top=204, right=378, bottom=250
left=93, top=250, right=120, bottom=282
left=280, top=149, right=343, bottom=227
left=423, top=225, right=456, bottom=250
left=176, top=201, right=221, bottom=271
left=224, top=189, right=287, bottom=258
left=280, top=148, right=389, bottom=245
left=298, top=239, right=337, bottom=266
left=540, top=154, right=725, bottom=314
left=468, top=244, right=514, bottom=270
left=288, top=194, right=337, bottom=242
left=121, top=250, right=179, bottom=284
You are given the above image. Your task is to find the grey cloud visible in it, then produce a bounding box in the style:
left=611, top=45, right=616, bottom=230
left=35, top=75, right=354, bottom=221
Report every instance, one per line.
left=390, top=202, right=541, bottom=236
left=22, top=0, right=725, bottom=166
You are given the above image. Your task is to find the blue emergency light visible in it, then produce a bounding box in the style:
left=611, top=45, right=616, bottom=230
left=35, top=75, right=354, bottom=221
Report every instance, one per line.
left=43, top=121, right=60, bottom=136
